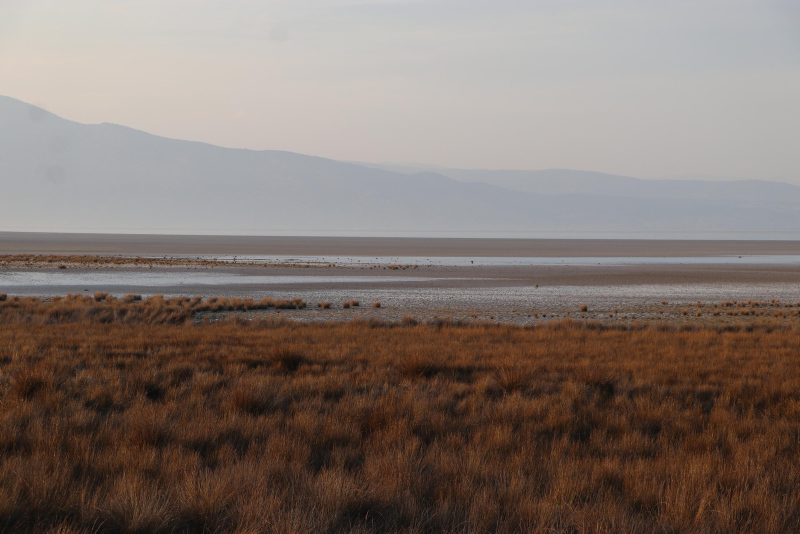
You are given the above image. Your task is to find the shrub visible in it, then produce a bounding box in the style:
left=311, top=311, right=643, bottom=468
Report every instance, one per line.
left=401, top=316, right=418, bottom=326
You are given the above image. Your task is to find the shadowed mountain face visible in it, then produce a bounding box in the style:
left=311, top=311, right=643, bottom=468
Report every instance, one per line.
left=2, top=95, right=798, bottom=236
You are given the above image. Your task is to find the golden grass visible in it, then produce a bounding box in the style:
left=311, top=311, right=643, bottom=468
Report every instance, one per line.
left=0, top=294, right=307, bottom=326
left=0, top=298, right=799, bottom=532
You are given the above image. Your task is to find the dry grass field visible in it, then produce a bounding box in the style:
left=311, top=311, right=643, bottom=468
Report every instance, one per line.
left=1, top=296, right=799, bottom=533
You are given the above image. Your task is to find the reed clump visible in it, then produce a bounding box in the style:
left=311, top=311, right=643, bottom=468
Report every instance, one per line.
left=0, top=294, right=307, bottom=326
left=0, top=254, right=259, bottom=269
left=0, top=302, right=799, bottom=532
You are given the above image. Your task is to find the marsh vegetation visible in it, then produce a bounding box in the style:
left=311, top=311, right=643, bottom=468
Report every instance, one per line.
left=0, top=297, right=799, bottom=532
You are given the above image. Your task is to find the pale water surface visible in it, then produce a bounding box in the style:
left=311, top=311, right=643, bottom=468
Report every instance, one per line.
left=193, top=255, right=800, bottom=267
left=2, top=255, right=798, bottom=320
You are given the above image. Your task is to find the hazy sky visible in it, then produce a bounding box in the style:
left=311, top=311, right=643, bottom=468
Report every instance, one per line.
left=1, top=0, right=799, bottom=182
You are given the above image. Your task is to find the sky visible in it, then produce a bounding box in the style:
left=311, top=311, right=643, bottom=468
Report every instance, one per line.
left=1, top=0, right=799, bottom=182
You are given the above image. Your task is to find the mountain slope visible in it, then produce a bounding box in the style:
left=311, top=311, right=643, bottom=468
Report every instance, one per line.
left=354, top=164, right=800, bottom=209
left=1, top=96, right=798, bottom=235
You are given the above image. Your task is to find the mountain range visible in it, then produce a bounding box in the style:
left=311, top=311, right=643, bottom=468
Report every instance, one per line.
left=1, top=95, right=798, bottom=237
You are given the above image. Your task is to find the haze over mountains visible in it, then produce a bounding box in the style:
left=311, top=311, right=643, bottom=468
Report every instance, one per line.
left=1, top=96, right=798, bottom=237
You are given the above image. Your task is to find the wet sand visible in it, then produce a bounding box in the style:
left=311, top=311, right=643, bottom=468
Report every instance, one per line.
left=2, top=232, right=800, bottom=257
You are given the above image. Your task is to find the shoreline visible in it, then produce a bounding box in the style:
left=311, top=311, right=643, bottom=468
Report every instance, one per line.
left=2, top=232, right=800, bottom=257
left=3, top=263, right=799, bottom=326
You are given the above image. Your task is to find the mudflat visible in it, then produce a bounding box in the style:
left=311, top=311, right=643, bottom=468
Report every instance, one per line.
left=2, top=232, right=800, bottom=257
left=2, top=234, right=799, bottom=324
left=3, top=262, right=800, bottom=325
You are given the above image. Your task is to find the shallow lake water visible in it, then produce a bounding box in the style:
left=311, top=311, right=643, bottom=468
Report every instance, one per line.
left=3, top=273, right=798, bottom=322
left=190, top=255, right=800, bottom=267
left=2, top=255, right=799, bottom=322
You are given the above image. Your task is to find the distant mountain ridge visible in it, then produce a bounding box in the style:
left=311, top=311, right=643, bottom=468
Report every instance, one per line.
left=353, top=164, right=800, bottom=209
left=1, top=95, right=798, bottom=236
